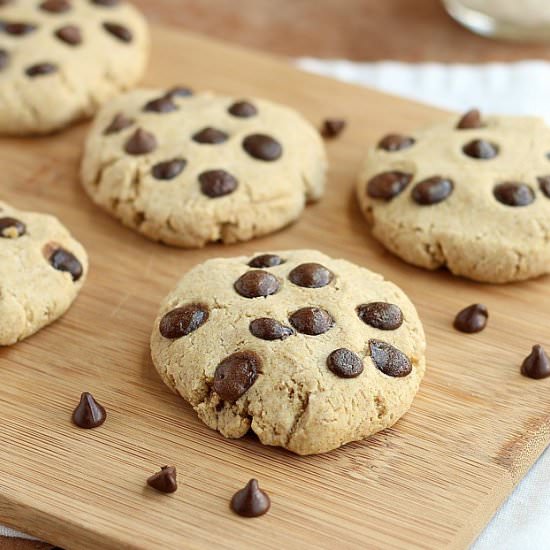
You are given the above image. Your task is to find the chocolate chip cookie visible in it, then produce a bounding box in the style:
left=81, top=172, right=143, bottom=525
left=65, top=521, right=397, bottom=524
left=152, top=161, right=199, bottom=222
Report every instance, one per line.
left=357, top=110, right=550, bottom=283
left=0, top=200, right=87, bottom=345
left=150, top=250, right=425, bottom=455
left=81, top=89, right=327, bottom=247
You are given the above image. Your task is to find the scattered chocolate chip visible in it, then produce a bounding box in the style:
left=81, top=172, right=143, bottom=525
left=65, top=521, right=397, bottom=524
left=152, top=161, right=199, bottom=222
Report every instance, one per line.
left=0, top=49, right=8, bottom=71
left=234, top=270, right=279, bottom=298
left=367, top=171, right=412, bottom=200
left=2, top=21, right=37, bottom=35
left=213, top=351, right=261, bottom=402
left=159, top=304, right=209, bottom=339
left=249, top=318, right=294, bottom=341
left=494, top=182, right=534, bottom=207
left=248, top=254, right=284, bottom=268
left=147, top=466, right=178, bottom=494
left=55, top=24, right=82, bottom=46
left=192, top=127, right=229, bottom=144
left=144, top=96, right=178, bottom=113
left=124, top=128, right=157, bottom=155
left=228, top=100, right=257, bottom=118
left=462, top=139, right=498, bottom=159
left=453, top=303, right=488, bottom=333
left=289, top=307, right=334, bottom=336
left=40, top=0, right=71, bottom=13
left=231, top=479, right=270, bottom=518
left=199, top=169, right=238, bottom=198
left=152, top=158, right=186, bottom=180
left=412, top=176, right=454, bottom=205
left=369, top=340, right=411, bottom=377
left=521, top=345, right=550, bottom=379
left=357, top=302, right=403, bottom=330
left=25, top=62, right=58, bottom=77
left=378, top=134, right=415, bottom=151
left=0, top=217, right=26, bottom=238
left=49, top=248, right=83, bottom=281
left=538, top=176, right=550, bottom=198
left=72, top=392, right=106, bottom=429
left=242, top=134, right=282, bottom=161
left=327, top=348, right=363, bottom=378
left=321, top=118, right=346, bottom=139
left=91, top=0, right=119, bottom=6
left=457, top=109, right=482, bottom=129
left=165, top=86, right=193, bottom=99
left=104, top=113, right=134, bottom=135
left=103, top=22, right=132, bottom=43
left=288, top=263, right=333, bottom=289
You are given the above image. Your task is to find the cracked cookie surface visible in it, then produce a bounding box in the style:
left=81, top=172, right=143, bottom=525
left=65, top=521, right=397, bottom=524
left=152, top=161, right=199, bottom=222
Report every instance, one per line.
left=357, top=111, right=550, bottom=283
left=0, top=200, right=88, bottom=345
left=0, top=0, right=149, bottom=135
left=81, top=89, right=326, bottom=247
left=150, top=250, right=425, bottom=455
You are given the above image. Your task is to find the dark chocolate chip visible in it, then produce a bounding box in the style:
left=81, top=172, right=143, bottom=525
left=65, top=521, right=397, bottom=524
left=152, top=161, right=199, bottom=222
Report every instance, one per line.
left=103, top=22, right=132, bottom=42
left=457, top=109, right=482, bottom=129
left=228, top=100, right=257, bottom=118
left=104, top=113, right=134, bottom=135
left=49, top=248, right=83, bottom=281
left=159, top=304, right=209, bottom=339
left=152, top=158, right=186, bottom=180
left=412, top=176, right=454, bottom=205
left=2, top=22, right=37, bottom=35
left=357, top=302, right=403, bottom=330
left=321, top=118, right=346, bottom=139
left=231, top=479, right=270, bottom=518
left=538, top=176, right=550, bottom=198
left=367, top=171, right=412, bottom=201
left=248, top=254, right=284, bottom=268
left=521, top=345, right=550, bottom=380
left=55, top=24, right=82, bottom=46
left=234, top=270, right=279, bottom=298
left=147, top=466, right=178, bottom=494
left=91, top=0, right=119, bottom=6
left=192, top=127, right=229, bottom=144
left=453, top=303, right=488, bottom=333
left=199, top=169, right=238, bottom=198
left=72, top=392, right=106, bottom=429
left=378, top=134, right=415, bottom=152
left=493, top=182, right=534, bottom=207
left=369, top=340, right=412, bottom=377
left=462, top=139, right=498, bottom=159
left=144, top=96, right=178, bottom=113
left=0, top=217, right=26, bottom=238
left=327, top=348, right=363, bottom=378
left=25, top=62, right=58, bottom=77
left=289, top=307, right=334, bottom=336
left=288, top=263, right=333, bottom=289
left=249, top=318, right=294, bottom=341
left=242, top=134, right=282, bottom=161
left=0, top=49, right=8, bottom=71
left=213, top=351, right=261, bottom=402
left=40, top=0, right=71, bottom=13
left=124, top=128, right=157, bottom=155
left=165, top=86, right=193, bottom=99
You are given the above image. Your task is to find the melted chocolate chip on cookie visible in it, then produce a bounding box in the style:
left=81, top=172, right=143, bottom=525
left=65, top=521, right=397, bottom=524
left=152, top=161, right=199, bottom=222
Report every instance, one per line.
left=152, top=158, right=186, bottom=180
left=538, top=176, right=550, bottom=198
left=199, top=170, right=238, bottom=198
left=378, top=134, right=415, bottom=152
left=213, top=351, right=261, bottom=402
left=228, top=100, right=257, bottom=118
left=412, top=176, right=454, bottom=205
left=0, top=217, right=26, bottom=238
left=369, top=340, right=411, bottom=377
left=48, top=247, right=83, bottom=281
left=165, top=86, right=193, bottom=99
left=456, top=109, right=482, bottom=129
left=103, top=22, right=132, bottom=43
left=26, top=62, right=58, bottom=77
left=40, top=0, right=71, bottom=13
left=367, top=171, right=412, bottom=201
left=288, top=263, right=333, bottom=288
left=144, top=96, right=178, bottom=113
left=2, top=21, right=37, bottom=36
left=124, top=128, right=157, bottom=155
left=357, top=302, right=403, bottom=330
left=327, top=348, right=363, bottom=378
left=104, top=113, right=134, bottom=135
left=192, top=127, right=229, bottom=144
left=250, top=318, right=294, bottom=341
left=159, top=304, right=209, bottom=339
left=462, top=139, right=498, bottom=159
left=289, top=307, right=334, bottom=336
left=234, top=271, right=280, bottom=298
left=493, top=182, right=534, bottom=207
left=242, top=134, right=282, bottom=161
left=55, top=25, right=82, bottom=46
left=248, top=254, right=284, bottom=268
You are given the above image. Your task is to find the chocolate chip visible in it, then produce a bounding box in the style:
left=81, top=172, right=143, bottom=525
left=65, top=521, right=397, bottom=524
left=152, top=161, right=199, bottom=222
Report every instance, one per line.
left=159, top=304, right=209, bottom=339
left=288, top=263, right=333, bottom=289
left=357, top=302, right=403, bottom=330
left=25, top=62, right=58, bottom=77
left=321, top=118, right=346, bottom=139
left=192, top=127, right=229, bottom=144
left=55, top=25, right=82, bottom=46
left=72, top=392, right=106, bottom=429
left=49, top=248, right=83, bottom=281
left=493, top=182, right=534, bottom=207
left=457, top=109, right=482, bottom=129
left=124, top=128, right=157, bottom=155
left=231, top=479, right=270, bottom=518
left=462, top=139, right=498, bottom=159
left=248, top=254, right=284, bottom=268
left=453, top=303, right=488, bottom=333
left=367, top=171, right=412, bottom=201
left=378, top=134, right=415, bottom=151
left=249, top=318, right=294, bottom=341
left=147, top=466, right=178, bottom=494
left=165, top=86, right=193, bottom=99
left=0, top=217, right=26, bottom=238
left=242, top=134, right=282, bottom=161
left=104, top=113, right=134, bottom=134
left=91, top=0, right=119, bottom=6
left=103, top=22, right=132, bottom=43
left=538, top=176, right=550, bottom=198
left=228, top=100, right=257, bottom=118
left=327, top=348, right=363, bottom=378
left=2, top=22, right=37, bottom=35
left=144, top=96, right=178, bottom=113
left=369, top=340, right=411, bottom=377
left=234, top=270, right=279, bottom=298
left=0, top=49, right=8, bottom=71
left=40, top=0, right=71, bottom=13
left=521, top=345, right=550, bottom=379
left=152, top=158, right=186, bottom=181
left=412, top=176, right=454, bottom=205
left=289, top=307, right=334, bottom=336
left=213, top=351, right=261, bottom=402
left=199, top=170, right=238, bottom=198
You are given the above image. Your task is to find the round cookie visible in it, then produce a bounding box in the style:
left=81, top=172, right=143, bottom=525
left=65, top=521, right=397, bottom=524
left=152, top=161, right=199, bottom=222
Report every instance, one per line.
left=80, top=89, right=326, bottom=247
left=0, top=200, right=88, bottom=345
left=0, top=0, right=149, bottom=135
left=357, top=110, right=550, bottom=283
left=150, top=250, right=425, bottom=455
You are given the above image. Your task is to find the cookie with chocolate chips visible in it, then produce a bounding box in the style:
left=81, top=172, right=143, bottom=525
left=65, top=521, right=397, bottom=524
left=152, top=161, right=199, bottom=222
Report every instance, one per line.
left=0, top=200, right=87, bottom=345
left=357, top=111, right=550, bottom=282
left=0, top=0, right=149, bottom=135
left=81, top=89, right=326, bottom=247
left=150, top=250, right=425, bottom=455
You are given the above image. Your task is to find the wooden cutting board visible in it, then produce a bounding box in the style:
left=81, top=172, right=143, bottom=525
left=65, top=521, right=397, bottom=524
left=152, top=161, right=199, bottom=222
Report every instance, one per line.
left=1, top=25, right=549, bottom=550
